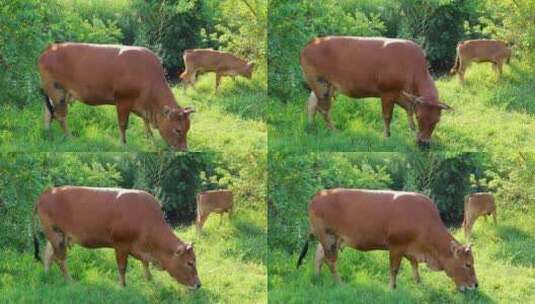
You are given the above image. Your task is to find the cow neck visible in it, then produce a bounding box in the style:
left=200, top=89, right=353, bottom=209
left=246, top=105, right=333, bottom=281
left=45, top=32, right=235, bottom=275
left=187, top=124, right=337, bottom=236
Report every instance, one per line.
left=150, top=85, right=182, bottom=126
left=149, top=223, right=183, bottom=257
left=430, top=224, right=456, bottom=266
left=415, top=71, right=440, bottom=104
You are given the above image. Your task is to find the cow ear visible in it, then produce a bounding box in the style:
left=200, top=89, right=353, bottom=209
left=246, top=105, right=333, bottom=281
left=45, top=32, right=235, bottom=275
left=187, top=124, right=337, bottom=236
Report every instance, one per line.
left=401, top=91, right=425, bottom=105
left=450, top=240, right=462, bottom=258
left=175, top=245, right=186, bottom=256
left=163, top=105, right=172, bottom=117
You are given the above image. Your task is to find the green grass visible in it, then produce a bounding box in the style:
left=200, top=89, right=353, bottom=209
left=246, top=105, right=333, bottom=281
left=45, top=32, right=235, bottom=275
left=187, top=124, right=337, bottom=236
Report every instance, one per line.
left=0, top=207, right=266, bottom=303
left=268, top=58, right=535, bottom=152
left=0, top=71, right=266, bottom=152
left=268, top=208, right=535, bottom=303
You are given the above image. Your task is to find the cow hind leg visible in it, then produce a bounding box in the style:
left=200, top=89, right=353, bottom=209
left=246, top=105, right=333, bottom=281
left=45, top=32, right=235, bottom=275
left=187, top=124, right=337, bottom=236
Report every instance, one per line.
left=318, top=230, right=341, bottom=283
left=44, top=241, right=55, bottom=272
left=46, top=228, right=72, bottom=281
left=314, top=243, right=325, bottom=277
left=305, top=76, right=335, bottom=131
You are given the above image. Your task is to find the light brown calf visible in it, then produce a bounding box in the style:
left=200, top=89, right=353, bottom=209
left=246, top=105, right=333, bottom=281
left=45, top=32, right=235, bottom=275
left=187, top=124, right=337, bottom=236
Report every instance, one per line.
left=450, top=39, right=512, bottom=84
left=196, top=190, right=233, bottom=234
left=180, top=49, right=254, bottom=91
left=463, top=192, right=497, bottom=240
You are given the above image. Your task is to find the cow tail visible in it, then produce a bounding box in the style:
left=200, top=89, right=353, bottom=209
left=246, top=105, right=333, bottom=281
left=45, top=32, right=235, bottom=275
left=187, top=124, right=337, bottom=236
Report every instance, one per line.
left=296, top=232, right=314, bottom=269
left=31, top=204, right=42, bottom=263
left=40, top=88, right=55, bottom=119
left=450, top=46, right=460, bottom=75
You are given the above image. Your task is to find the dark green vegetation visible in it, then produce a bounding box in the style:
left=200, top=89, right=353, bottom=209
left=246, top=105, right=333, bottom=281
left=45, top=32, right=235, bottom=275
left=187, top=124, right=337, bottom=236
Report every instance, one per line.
left=0, top=0, right=266, bottom=152
left=0, top=151, right=266, bottom=303
left=268, top=152, right=535, bottom=303
left=268, top=0, right=535, bottom=152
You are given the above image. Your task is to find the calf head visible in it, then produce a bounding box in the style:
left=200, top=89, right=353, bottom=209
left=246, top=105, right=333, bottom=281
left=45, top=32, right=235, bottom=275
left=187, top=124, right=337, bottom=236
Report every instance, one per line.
left=161, top=243, right=201, bottom=290
left=159, top=105, right=195, bottom=151
left=443, top=241, right=478, bottom=292
left=402, top=92, right=452, bottom=148
left=243, top=62, right=255, bottom=79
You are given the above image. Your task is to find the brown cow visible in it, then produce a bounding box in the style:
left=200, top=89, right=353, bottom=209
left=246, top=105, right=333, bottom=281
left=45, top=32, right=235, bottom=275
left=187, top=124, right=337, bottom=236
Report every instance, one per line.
left=38, top=43, right=195, bottom=150
left=450, top=39, right=512, bottom=84
left=297, top=189, right=478, bottom=291
left=301, top=37, right=452, bottom=147
left=180, top=49, right=254, bottom=91
left=196, top=190, right=233, bottom=234
left=32, top=186, right=201, bottom=289
left=463, top=192, right=497, bottom=241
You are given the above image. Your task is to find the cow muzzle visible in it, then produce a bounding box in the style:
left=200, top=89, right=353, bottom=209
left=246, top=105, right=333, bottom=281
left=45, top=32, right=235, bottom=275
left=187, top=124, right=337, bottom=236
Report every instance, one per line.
left=189, top=281, right=202, bottom=290
left=458, top=282, right=478, bottom=292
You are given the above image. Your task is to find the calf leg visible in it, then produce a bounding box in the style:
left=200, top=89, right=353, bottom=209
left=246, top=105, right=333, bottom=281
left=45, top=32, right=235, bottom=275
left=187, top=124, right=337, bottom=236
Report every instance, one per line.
left=196, top=212, right=209, bottom=234
left=215, top=73, right=222, bottom=92
left=389, top=249, right=403, bottom=289
left=115, top=248, right=129, bottom=287
left=142, top=260, right=152, bottom=281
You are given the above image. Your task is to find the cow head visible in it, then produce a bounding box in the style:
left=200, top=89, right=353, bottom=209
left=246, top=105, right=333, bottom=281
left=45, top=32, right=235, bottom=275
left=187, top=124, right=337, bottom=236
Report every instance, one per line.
left=402, top=92, right=452, bottom=148
left=159, top=105, right=195, bottom=151
left=443, top=241, right=478, bottom=292
left=162, top=243, right=201, bottom=290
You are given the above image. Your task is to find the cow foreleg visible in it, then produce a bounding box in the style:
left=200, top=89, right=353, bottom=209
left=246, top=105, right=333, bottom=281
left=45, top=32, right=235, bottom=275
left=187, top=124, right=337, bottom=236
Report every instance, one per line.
left=196, top=213, right=209, bottom=235
left=142, top=260, right=152, bottom=281
left=464, top=216, right=475, bottom=241
left=116, top=104, right=131, bottom=145
left=380, top=95, right=395, bottom=137
left=389, top=250, right=403, bottom=289
left=407, top=257, right=421, bottom=283
left=492, top=209, right=497, bottom=224
left=115, top=249, right=129, bottom=287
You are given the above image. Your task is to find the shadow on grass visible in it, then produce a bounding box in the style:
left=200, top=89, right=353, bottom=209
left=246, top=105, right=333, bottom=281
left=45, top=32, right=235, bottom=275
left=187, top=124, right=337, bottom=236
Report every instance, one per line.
left=228, top=216, right=267, bottom=266
left=492, top=225, right=535, bottom=267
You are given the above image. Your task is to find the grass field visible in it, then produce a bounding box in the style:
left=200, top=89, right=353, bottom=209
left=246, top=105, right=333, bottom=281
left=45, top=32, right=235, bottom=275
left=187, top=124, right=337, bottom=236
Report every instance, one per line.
left=0, top=71, right=266, bottom=153
left=268, top=58, right=535, bottom=153
left=0, top=206, right=266, bottom=304
left=268, top=208, right=535, bottom=303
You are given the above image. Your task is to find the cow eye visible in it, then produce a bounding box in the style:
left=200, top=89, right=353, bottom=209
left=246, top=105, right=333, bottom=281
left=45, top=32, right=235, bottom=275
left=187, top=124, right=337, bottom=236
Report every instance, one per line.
left=173, top=128, right=182, bottom=135
left=187, top=261, right=194, bottom=267
left=465, top=263, right=471, bottom=268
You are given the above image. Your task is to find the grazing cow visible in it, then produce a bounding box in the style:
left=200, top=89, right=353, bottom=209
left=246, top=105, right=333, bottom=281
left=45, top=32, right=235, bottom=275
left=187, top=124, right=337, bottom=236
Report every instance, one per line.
left=32, top=186, right=201, bottom=289
left=450, top=39, right=512, bottom=84
left=301, top=37, right=452, bottom=147
left=196, top=190, right=233, bottom=234
left=180, top=49, right=254, bottom=91
left=463, top=192, right=497, bottom=241
left=38, top=43, right=195, bottom=150
left=297, top=189, right=478, bottom=291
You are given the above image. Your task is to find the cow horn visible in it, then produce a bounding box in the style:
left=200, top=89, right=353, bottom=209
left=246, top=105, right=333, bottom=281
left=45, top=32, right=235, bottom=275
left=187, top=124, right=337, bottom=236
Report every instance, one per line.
left=401, top=91, right=425, bottom=104
left=183, top=107, right=196, bottom=114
